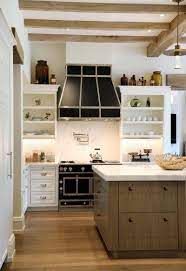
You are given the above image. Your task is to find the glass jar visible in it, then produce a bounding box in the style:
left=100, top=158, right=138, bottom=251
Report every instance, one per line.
left=153, top=71, right=162, bottom=86
left=32, top=151, right=39, bottom=162
left=35, top=60, right=49, bottom=84
left=50, top=74, right=57, bottom=85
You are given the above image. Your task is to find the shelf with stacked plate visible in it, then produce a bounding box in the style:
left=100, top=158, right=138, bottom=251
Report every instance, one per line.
left=23, top=84, right=59, bottom=139
left=119, top=86, right=171, bottom=160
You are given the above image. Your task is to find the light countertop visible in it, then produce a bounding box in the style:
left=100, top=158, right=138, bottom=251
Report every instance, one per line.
left=92, top=164, right=186, bottom=182
left=25, top=162, right=58, bottom=167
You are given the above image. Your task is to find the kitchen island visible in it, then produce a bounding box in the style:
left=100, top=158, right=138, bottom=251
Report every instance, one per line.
left=92, top=164, right=186, bottom=259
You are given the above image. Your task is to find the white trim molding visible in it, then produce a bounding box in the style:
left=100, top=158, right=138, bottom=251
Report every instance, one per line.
left=0, top=9, right=15, bottom=47
left=0, top=249, right=8, bottom=269
left=13, top=215, right=25, bottom=233
left=6, top=234, right=15, bottom=263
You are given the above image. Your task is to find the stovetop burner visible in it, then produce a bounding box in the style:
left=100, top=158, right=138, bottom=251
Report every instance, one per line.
left=90, top=160, right=105, bottom=164
left=60, top=160, right=75, bottom=164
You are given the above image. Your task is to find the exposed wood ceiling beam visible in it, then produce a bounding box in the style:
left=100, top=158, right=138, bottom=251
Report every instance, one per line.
left=147, top=14, right=186, bottom=57
left=19, top=0, right=186, bottom=13
left=24, top=19, right=169, bottom=31
left=28, top=34, right=156, bottom=43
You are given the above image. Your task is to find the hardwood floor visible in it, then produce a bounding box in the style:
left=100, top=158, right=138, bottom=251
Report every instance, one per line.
left=2, top=211, right=186, bottom=271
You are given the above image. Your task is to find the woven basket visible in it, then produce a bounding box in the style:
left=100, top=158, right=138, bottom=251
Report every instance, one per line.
left=156, top=155, right=185, bottom=170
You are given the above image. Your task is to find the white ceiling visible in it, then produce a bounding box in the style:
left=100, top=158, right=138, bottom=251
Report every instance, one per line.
left=22, top=0, right=185, bottom=41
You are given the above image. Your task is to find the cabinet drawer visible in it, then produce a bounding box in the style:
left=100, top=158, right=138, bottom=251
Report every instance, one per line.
left=119, top=213, right=178, bottom=251
left=31, top=180, right=56, bottom=192
left=31, top=192, right=56, bottom=205
left=31, top=169, right=56, bottom=179
left=119, top=182, right=177, bottom=212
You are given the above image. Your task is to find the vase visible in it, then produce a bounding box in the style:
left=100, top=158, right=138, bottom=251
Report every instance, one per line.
left=153, top=71, right=162, bottom=86
left=35, top=60, right=49, bottom=84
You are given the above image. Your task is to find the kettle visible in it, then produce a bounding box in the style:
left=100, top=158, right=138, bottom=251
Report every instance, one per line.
left=90, top=148, right=102, bottom=161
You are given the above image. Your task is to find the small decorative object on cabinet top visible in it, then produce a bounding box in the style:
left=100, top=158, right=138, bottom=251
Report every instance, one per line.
left=120, top=73, right=156, bottom=86
left=129, top=75, right=137, bottom=86
left=121, top=74, right=128, bottom=86
left=153, top=71, right=162, bottom=86
left=35, top=60, right=49, bottom=84
left=150, top=75, right=155, bottom=86
left=50, top=74, right=57, bottom=85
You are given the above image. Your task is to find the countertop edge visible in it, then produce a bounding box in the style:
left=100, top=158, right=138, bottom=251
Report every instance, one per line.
left=92, top=165, right=186, bottom=182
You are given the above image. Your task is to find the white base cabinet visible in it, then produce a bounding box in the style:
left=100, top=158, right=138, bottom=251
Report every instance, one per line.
left=28, top=165, right=58, bottom=208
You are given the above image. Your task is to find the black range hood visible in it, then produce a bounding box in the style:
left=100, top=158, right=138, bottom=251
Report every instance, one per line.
left=57, top=64, right=120, bottom=120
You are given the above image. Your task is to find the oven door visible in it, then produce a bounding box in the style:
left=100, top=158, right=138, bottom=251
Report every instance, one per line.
left=63, top=175, right=93, bottom=196
left=63, top=176, right=77, bottom=196
left=78, top=177, right=93, bottom=195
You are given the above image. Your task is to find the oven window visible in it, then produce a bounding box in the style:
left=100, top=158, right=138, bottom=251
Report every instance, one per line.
left=78, top=178, right=91, bottom=194
left=64, top=178, right=76, bottom=194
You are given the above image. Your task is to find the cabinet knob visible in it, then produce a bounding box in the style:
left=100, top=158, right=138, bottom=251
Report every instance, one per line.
left=128, top=186, right=133, bottom=192
left=163, top=186, right=168, bottom=191
left=128, top=218, right=133, bottom=223
left=163, top=218, right=168, bottom=222
left=40, top=196, right=46, bottom=200
left=41, top=184, right=47, bottom=188
left=81, top=167, right=85, bottom=172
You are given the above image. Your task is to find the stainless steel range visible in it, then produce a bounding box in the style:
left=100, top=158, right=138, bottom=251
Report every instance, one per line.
left=58, top=161, right=94, bottom=209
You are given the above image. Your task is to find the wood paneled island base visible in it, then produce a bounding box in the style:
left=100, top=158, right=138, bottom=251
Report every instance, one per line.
left=93, top=166, right=186, bottom=259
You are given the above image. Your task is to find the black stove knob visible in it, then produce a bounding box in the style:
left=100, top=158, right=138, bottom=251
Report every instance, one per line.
left=69, top=167, right=73, bottom=172
left=60, top=167, right=64, bottom=171
left=81, top=166, right=85, bottom=172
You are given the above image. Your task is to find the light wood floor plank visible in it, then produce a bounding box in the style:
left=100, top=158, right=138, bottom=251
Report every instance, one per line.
left=2, top=211, right=186, bottom=271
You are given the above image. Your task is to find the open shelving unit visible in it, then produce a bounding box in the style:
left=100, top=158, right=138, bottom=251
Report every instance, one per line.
left=119, top=86, right=171, bottom=161
left=23, top=84, right=59, bottom=139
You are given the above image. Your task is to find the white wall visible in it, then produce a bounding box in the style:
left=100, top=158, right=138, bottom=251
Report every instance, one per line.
left=31, top=42, right=66, bottom=85
left=28, top=41, right=186, bottom=160
left=0, top=0, right=30, bottom=80
left=23, top=121, right=120, bottom=162
left=66, top=42, right=186, bottom=86
left=56, top=121, right=120, bottom=161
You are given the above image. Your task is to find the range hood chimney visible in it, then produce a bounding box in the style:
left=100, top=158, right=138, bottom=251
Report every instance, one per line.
left=57, top=64, right=120, bottom=120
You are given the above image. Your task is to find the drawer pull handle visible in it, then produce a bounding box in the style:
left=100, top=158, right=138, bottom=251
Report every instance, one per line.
left=40, top=196, right=47, bottom=200
left=128, top=218, right=133, bottom=223
left=163, top=186, right=168, bottom=191
left=41, top=184, right=47, bottom=188
left=97, top=191, right=101, bottom=194
left=128, top=186, right=133, bottom=192
left=41, top=172, right=47, bottom=176
left=163, top=218, right=168, bottom=222
left=97, top=214, right=101, bottom=217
